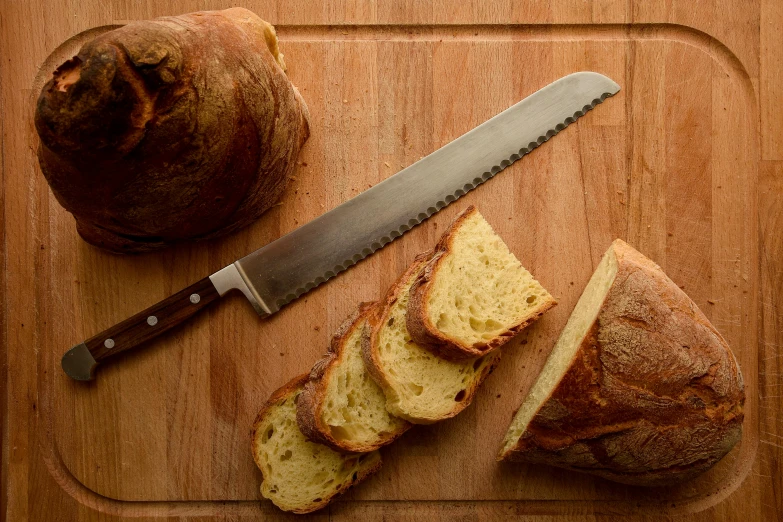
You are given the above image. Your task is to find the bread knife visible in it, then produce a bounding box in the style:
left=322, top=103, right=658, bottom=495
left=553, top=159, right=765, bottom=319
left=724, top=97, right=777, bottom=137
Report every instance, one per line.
left=62, top=71, right=620, bottom=380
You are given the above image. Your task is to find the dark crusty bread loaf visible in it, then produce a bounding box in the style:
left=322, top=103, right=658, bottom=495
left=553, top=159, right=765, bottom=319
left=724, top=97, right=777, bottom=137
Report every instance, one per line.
left=363, top=252, right=502, bottom=424
left=35, top=8, right=309, bottom=252
left=498, top=239, right=745, bottom=487
left=297, top=303, right=411, bottom=452
left=407, top=206, right=556, bottom=359
left=251, top=375, right=381, bottom=514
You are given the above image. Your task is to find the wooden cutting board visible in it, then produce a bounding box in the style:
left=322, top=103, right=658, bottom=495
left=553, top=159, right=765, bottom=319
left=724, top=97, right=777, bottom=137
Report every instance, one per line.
left=2, top=1, right=782, bottom=521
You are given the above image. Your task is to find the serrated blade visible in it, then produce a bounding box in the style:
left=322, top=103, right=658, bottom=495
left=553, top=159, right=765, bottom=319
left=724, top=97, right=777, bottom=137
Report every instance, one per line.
left=234, top=71, right=619, bottom=315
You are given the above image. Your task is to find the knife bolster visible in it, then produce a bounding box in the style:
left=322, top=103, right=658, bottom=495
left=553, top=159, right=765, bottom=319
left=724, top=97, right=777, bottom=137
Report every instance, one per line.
left=210, top=263, right=270, bottom=316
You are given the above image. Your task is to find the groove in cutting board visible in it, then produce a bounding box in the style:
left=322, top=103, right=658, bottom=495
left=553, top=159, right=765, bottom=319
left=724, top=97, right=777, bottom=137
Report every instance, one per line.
left=32, top=22, right=757, bottom=518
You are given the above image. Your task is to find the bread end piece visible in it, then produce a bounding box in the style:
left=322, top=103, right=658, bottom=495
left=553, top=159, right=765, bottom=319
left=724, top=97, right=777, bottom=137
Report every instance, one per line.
left=297, top=303, right=411, bottom=452
left=498, top=239, right=745, bottom=487
left=251, top=375, right=382, bottom=513
left=407, top=206, right=556, bottom=360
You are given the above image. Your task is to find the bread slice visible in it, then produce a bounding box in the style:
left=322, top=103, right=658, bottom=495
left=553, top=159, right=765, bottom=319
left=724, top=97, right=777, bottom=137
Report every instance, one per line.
left=498, top=239, right=745, bottom=486
left=297, top=303, right=412, bottom=452
left=363, top=252, right=501, bottom=424
left=251, top=375, right=382, bottom=513
left=408, top=206, right=556, bottom=359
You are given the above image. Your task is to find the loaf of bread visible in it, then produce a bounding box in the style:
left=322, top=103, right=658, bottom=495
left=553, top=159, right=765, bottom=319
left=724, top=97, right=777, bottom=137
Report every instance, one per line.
left=408, top=206, right=556, bottom=359
left=35, top=8, right=309, bottom=252
left=251, top=375, right=381, bottom=514
left=498, top=239, right=745, bottom=486
left=297, top=303, right=411, bottom=452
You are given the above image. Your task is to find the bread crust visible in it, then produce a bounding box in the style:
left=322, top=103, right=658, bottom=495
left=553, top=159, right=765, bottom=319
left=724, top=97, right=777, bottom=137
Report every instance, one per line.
left=35, top=8, right=309, bottom=253
left=407, top=205, right=556, bottom=360
left=297, top=303, right=412, bottom=452
left=362, top=251, right=501, bottom=424
left=251, top=374, right=382, bottom=514
left=499, top=240, right=745, bottom=487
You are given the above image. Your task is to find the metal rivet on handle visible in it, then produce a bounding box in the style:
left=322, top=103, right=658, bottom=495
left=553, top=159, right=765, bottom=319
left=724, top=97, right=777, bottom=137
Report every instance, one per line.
left=190, top=293, right=201, bottom=304
left=104, top=338, right=115, bottom=349
left=147, top=316, right=158, bottom=326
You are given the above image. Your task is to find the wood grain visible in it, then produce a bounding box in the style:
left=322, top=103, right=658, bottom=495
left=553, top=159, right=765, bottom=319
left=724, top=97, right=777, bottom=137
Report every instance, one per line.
left=1, top=1, right=780, bottom=521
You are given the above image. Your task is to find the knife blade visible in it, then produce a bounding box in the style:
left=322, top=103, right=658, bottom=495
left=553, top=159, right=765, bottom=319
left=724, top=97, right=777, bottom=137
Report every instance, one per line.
left=62, top=71, right=620, bottom=380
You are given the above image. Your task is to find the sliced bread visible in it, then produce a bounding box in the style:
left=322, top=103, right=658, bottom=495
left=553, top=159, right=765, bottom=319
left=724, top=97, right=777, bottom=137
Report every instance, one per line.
left=363, top=252, right=501, bottom=424
left=297, top=303, right=412, bottom=452
left=408, top=206, right=556, bottom=359
left=251, top=375, right=382, bottom=513
left=498, top=239, right=745, bottom=486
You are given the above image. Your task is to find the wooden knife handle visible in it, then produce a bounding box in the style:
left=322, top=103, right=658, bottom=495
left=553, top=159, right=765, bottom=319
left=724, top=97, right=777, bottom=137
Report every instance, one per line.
left=63, top=265, right=262, bottom=380
left=81, top=276, right=220, bottom=366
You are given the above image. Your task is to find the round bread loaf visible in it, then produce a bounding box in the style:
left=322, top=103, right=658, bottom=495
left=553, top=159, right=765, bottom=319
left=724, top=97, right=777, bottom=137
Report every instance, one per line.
left=35, top=8, right=309, bottom=252
left=499, top=239, right=745, bottom=486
